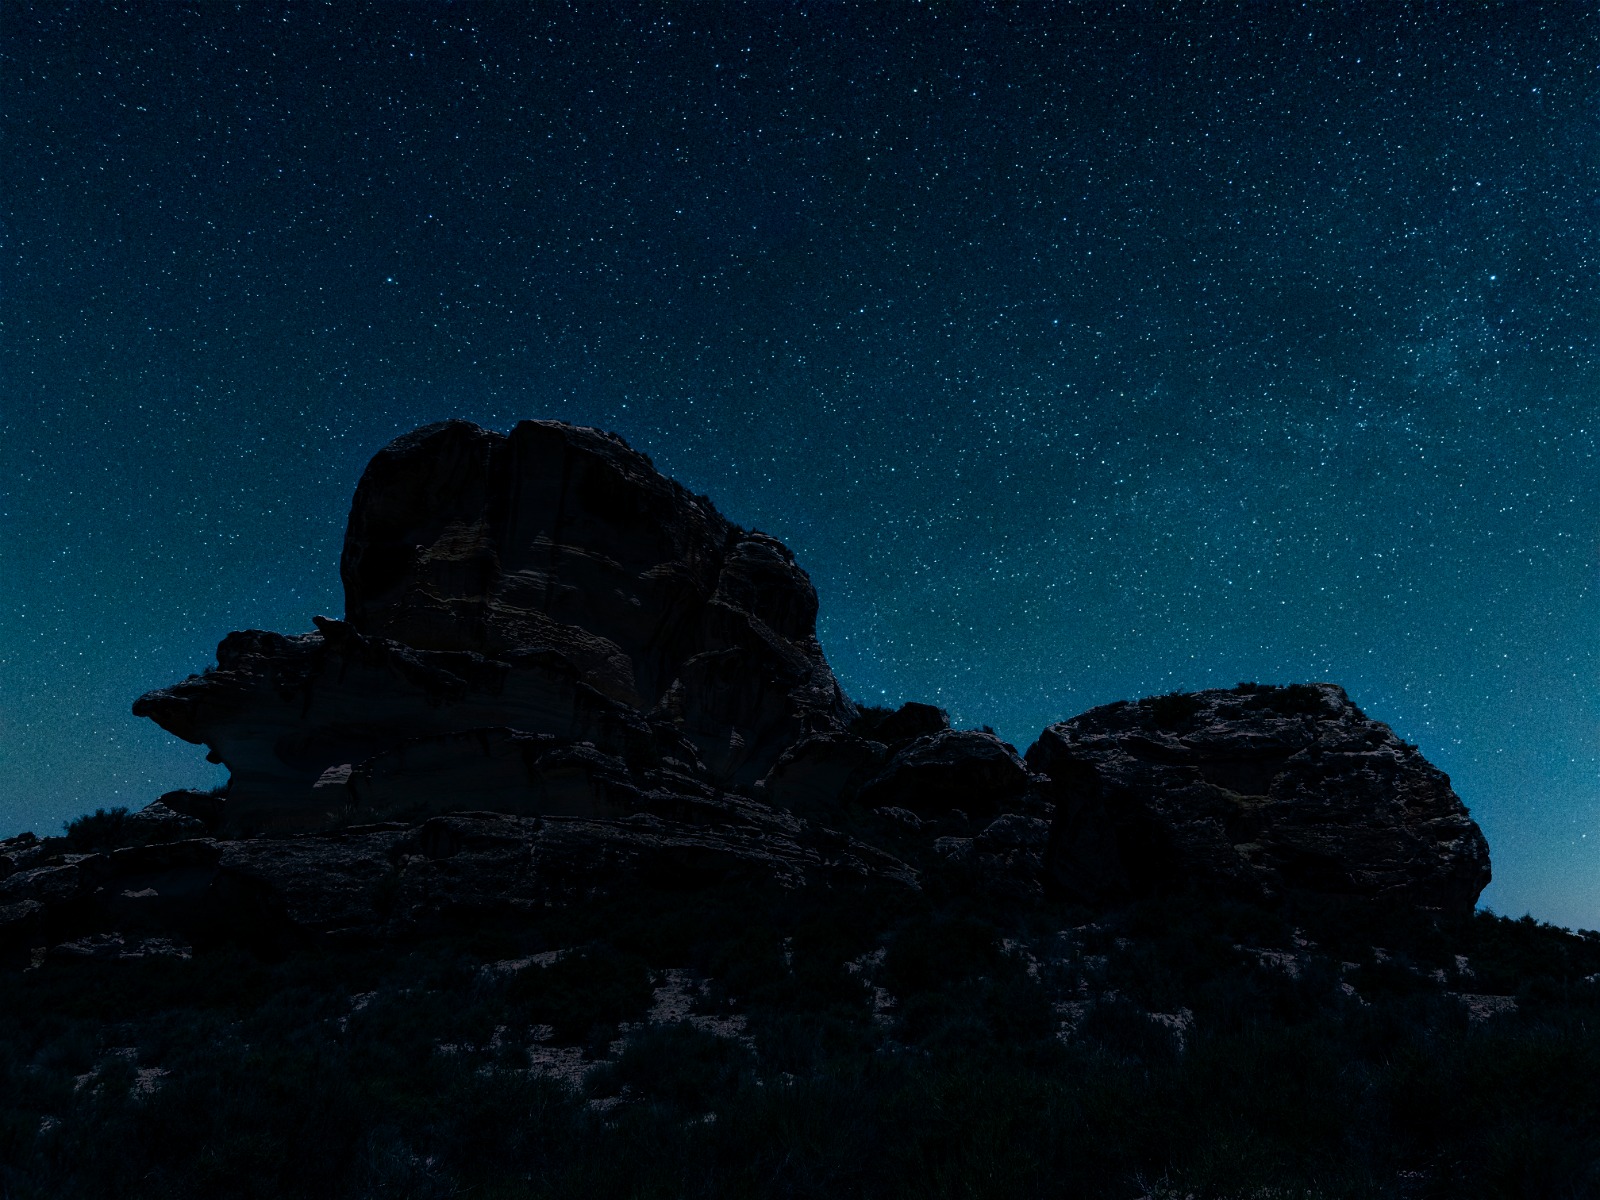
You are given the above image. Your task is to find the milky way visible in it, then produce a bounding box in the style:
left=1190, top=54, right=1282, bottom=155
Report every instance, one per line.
left=5, top=3, right=1600, bottom=925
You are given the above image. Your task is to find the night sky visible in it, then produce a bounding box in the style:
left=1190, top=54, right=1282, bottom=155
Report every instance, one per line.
left=5, top=3, right=1600, bottom=927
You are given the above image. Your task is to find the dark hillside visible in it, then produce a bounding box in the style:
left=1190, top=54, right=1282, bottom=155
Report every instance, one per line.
left=3, top=856, right=1598, bottom=1198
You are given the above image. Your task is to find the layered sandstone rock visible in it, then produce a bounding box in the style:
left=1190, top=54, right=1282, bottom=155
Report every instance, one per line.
left=858, top=729, right=1030, bottom=818
left=134, top=420, right=855, bottom=829
left=0, top=801, right=917, bottom=956
left=1027, top=683, right=1491, bottom=915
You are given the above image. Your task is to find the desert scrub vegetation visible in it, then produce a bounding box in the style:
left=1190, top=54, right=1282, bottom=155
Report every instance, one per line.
left=1143, top=691, right=1205, bottom=729
left=60, top=807, right=137, bottom=853
left=1, top=881, right=1598, bottom=1199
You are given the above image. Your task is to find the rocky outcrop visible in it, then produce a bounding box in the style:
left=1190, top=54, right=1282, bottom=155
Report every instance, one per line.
left=752, top=704, right=972, bottom=815
left=851, top=701, right=950, bottom=747
left=112, top=419, right=1492, bottom=930
left=134, top=420, right=855, bottom=829
left=858, top=730, right=1029, bottom=818
left=0, top=798, right=916, bottom=959
left=922, top=812, right=1055, bottom=903
left=755, top=734, right=887, bottom=813
left=1027, top=683, right=1491, bottom=915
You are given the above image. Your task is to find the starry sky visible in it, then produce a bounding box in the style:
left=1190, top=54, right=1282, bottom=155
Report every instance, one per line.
left=4, top=2, right=1600, bottom=927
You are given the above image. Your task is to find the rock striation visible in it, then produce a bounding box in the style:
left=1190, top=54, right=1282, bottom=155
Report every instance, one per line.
left=0, top=803, right=915, bottom=957
left=134, top=420, right=855, bottom=830
left=1027, top=683, right=1491, bottom=915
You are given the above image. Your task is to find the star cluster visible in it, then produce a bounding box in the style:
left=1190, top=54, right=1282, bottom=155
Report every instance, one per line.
left=5, top=3, right=1600, bottom=925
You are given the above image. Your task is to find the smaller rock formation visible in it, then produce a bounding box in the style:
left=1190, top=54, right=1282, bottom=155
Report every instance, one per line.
left=850, top=701, right=950, bottom=747
left=858, top=729, right=1029, bottom=818
left=1027, top=683, right=1491, bottom=915
left=756, top=733, right=888, bottom=813
left=752, top=702, right=971, bottom=815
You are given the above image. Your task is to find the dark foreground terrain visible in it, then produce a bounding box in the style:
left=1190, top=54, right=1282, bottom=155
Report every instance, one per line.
left=3, top=420, right=1592, bottom=1198
left=2, top=815, right=1598, bottom=1200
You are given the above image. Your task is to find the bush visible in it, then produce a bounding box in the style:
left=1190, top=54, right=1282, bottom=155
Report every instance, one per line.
left=1269, top=683, right=1327, bottom=716
left=3, top=864, right=1600, bottom=1198
left=501, top=945, right=654, bottom=1044
left=62, top=807, right=133, bottom=851
left=1143, top=691, right=1203, bottom=729
left=605, top=1022, right=753, bottom=1108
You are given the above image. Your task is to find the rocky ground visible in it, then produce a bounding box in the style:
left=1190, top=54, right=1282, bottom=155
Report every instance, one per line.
left=2, top=835, right=1597, bottom=1199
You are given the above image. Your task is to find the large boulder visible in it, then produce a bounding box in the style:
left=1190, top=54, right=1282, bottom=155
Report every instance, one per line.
left=1027, top=683, right=1491, bottom=915
left=134, top=420, right=855, bottom=829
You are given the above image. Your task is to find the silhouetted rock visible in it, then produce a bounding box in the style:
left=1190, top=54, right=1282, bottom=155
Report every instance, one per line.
left=1027, top=683, right=1491, bottom=915
left=330, top=729, right=645, bottom=823
left=0, top=833, right=42, bottom=881
left=155, top=790, right=226, bottom=831
left=976, top=813, right=1051, bottom=851
left=755, top=733, right=887, bottom=813
left=100, top=421, right=1496, bottom=959
left=858, top=729, right=1029, bottom=817
left=123, top=801, right=205, bottom=843
left=135, top=618, right=673, bottom=831
left=851, top=701, right=950, bottom=747
left=135, top=420, right=855, bottom=829
left=0, top=803, right=917, bottom=957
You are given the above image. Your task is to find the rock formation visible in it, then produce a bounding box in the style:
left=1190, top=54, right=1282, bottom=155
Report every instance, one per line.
left=857, top=730, right=1029, bottom=818
left=134, top=420, right=855, bottom=830
left=0, top=414, right=1532, bottom=1200
left=1027, top=683, right=1491, bottom=915
left=0, top=421, right=1496, bottom=964
left=0, top=803, right=915, bottom=955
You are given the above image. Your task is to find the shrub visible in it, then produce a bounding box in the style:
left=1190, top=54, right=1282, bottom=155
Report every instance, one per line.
left=1269, top=683, right=1326, bottom=716
left=5, top=846, right=1600, bottom=1198
left=501, top=945, right=654, bottom=1043
left=62, top=807, right=133, bottom=851
left=1144, top=691, right=1203, bottom=729
left=606, top=1023, right=753, bottom=1109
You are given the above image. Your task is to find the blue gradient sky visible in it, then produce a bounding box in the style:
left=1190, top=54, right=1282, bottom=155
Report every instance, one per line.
left=4, top=3, right=1600, bottom=927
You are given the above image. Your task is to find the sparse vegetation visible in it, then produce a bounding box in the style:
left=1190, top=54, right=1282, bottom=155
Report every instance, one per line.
left=1264, top=683, right=1328, bottom=716
left=2, top=857, right=1598, bottom=1199
left=61, top=807, right=133, bottom=852
left=1144, top=691, right=1204, bottom=729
